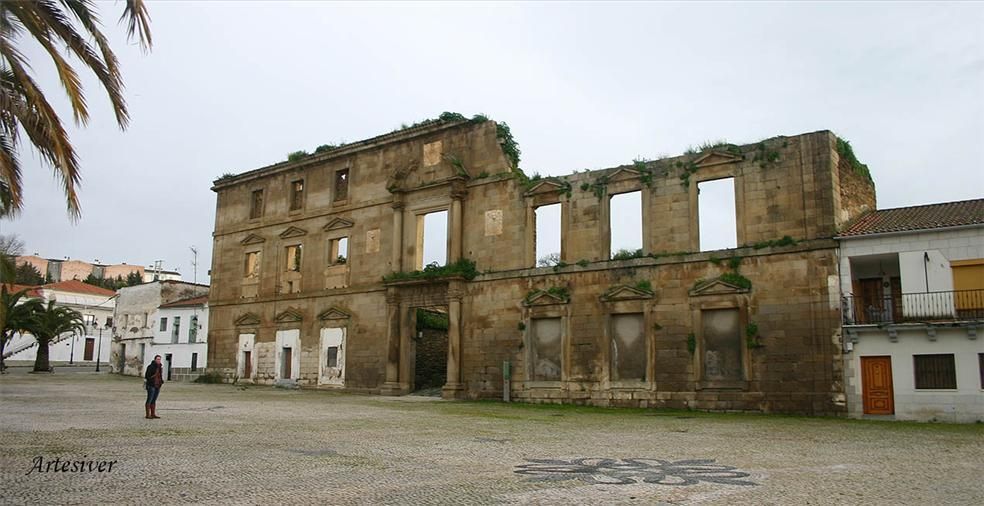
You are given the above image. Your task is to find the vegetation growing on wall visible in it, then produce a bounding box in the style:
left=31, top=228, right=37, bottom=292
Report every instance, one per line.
left=611, top=248, right=646, bottom=261
left=287, top=150, right=309, bottom=162
left=835, top=136, right=873, bottom=184
left=746, top=322, right=764, bottom=349
left=687, top=333, right=696, bottom=354
left=750, top=236, right=797, bottom=250
left=416, top=309, right=449, bottom=331
left=382, top=258, right=478, bottom=283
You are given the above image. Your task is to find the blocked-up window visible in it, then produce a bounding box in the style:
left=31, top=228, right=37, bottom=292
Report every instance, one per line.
left=914, top=354, right=956, bottom=389
left=244, top=251, right=260, bottom=278
left=334, top=169, right=349, bottom=202
left=535, top=203, right=561, bottom=267
left=531, top=317, right=562, bottom=381
left=290, top=179, right=304, bottom=211
left=159, top=317, right=167, bottom=332
left=329, top=237, right=348, bottom=265
left=611, top=313, right=646, bottom=381
left=249, top=189, right=264, bottom=219
left=702, top=308, right=742, bottom=381
left=285, top=245, right=302, bottom=272
left=418, top=210, right=448, bottom=268
left=172, top=316, right=181, bottom=343
left=610, top=191, right=642, bottom=259
left=698, top=178, right=737, bottom=251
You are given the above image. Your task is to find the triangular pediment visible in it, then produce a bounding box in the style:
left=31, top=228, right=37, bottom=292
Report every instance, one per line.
left=608, top=168, right=642, bottom=183
left=601, top=285, right=654, bottom=302
left=323, top=217, right=354, bottom=231
left=274, top=307, right=303, bottom=323
left=234, top=312, right=261, bottom=326
left=523, top=289, right=570, bottom=307
left=279, top=226, right=308, bottom=239
left=318, top=307, right=351, bottom=321
left=524, top=179, right=565, bottom=196
left=689, top=278, right=749, bottom=297
left=240, top=234, right=266, bottom=246
left=693, top=151, right=742, bottom=167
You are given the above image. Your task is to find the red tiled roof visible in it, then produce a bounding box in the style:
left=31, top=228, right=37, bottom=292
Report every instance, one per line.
left=40, top=279, right=116, bottom=296
left=839, top=198, right=984, bottom=237
left=159, top=295, right=209, bottom=308
left=1, top=283, right=40, bottom=296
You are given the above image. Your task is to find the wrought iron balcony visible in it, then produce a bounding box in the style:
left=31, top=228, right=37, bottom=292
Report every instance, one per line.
left=842, top=289, right=984, bottom=325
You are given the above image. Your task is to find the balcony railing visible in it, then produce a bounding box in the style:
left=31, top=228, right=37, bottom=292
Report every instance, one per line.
left=842, top=289, right=984, bottom=325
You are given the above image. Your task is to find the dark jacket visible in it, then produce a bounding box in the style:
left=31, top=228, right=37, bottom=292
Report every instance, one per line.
left=145, top=362, right=163, bottom=389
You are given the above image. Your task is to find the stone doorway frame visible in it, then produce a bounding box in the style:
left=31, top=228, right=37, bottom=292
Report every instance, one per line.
left=380, top=278, right=465, bottom=399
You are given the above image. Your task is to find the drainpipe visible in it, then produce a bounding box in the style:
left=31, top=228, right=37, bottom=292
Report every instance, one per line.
left=923, top=252, right=930, bottom=292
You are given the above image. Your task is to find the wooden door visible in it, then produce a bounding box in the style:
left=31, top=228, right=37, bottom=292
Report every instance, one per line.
left=83, top=338, right=95, bottom=361
left=861, top=356, right=894, bottom=415
left=243, top=351, right=252, bottom=378
left=282, top=347, right=292, bottom=379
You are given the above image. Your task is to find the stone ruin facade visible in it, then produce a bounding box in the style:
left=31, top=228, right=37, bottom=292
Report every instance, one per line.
left=208, top=117, right=875, bottom=415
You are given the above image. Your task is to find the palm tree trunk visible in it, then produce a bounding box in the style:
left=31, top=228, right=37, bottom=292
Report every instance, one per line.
left=33, top=337, right=51, bottom=372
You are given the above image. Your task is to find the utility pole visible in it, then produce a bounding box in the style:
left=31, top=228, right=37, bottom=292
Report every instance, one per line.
left=190, top=246, right=198, bottom=285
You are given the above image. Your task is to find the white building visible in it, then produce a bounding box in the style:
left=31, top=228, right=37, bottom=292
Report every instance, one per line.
left=150, top=295, right=208, bottom=381
left=3, top=280, right=116, bottom=366
left=838, top=199, right=984, bottom=423
left=112, top=280, right=209, bottom=377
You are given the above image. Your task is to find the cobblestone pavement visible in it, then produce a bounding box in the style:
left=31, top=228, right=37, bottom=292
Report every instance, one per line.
left=1, top=371, right=982, bottom=505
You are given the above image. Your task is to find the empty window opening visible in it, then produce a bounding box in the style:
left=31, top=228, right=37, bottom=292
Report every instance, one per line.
left=610, top=191, right=642, bottom=259
left=290, top=179, right=304, bottom=211
left=698, top=178, right=737, bottom=251
left=914, top=354, right=957, bottom=389
left=702, top=308, right=742, bottom=381
left=285, top=244, right=302, bottom=272
left=531, top=317, right=562, bottom=381
left=249, top=189, right=264, bottom=219
left=244, top=251, right=260, bottom=278
left=418, top=210, right=448, bottom=268
left=334, top=169, right=349, bottom=202
left=329, top=237, right=348, bottom=265
left=611, top=313, right=646, bottom=381
left=535, top=203, right=562, bottom=267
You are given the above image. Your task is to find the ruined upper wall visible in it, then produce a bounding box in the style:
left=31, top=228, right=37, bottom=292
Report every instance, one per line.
left=211, top=119, right=512, bottom=235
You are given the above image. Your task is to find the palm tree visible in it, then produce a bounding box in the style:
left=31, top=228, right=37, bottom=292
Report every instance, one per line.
left=24, top=298, right=85, bottom=372
left=0, top=1, right=152, bottom=219
left=0, top=284, right=41, bottom=372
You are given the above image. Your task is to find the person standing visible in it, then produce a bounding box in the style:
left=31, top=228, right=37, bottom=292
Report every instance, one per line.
left=144, top=355, right=163, bottom=419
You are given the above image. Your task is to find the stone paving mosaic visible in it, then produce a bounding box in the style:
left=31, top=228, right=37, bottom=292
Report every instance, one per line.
left=1, top=369, right=982, bottom=505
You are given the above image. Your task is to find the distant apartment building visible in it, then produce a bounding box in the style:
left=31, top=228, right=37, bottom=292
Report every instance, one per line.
left=14, top=256, right=183, bottom=283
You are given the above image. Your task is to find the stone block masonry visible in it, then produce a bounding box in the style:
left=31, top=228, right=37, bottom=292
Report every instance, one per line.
left=207, top=117, right=873, bottom=415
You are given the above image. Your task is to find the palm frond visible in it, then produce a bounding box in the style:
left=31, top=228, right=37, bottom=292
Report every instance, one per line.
left=121, top=0, right=152, bottom=51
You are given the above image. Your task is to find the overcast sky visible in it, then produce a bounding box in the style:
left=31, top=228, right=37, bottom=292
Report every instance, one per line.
left=2, top=1, right=982, bottom=281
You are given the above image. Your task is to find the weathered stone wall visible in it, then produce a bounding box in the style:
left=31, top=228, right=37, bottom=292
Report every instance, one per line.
left=208, top=121, right=873, bottom=414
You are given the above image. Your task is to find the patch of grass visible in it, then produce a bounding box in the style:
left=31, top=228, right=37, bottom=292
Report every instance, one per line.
left=835, top=136, right=873, bottom=184
left=751, top=235, right=797, bottom=250
left=287, top=150, right=309, bottom=162
left=719, top=271, right=752, bottom=290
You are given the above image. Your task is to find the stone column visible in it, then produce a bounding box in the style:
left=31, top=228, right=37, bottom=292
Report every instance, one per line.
left=380, top=288, right=403, bottom=395
left=449, top=185, right=466, bottom=263
left=391, top=196, right=404, bottom=272
left=442, top=282, right=465, bottom=399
